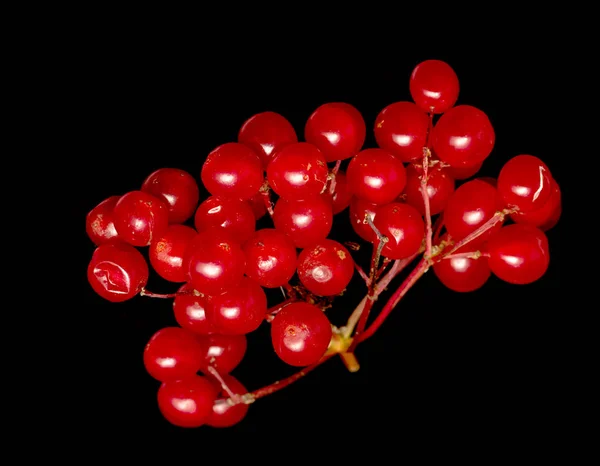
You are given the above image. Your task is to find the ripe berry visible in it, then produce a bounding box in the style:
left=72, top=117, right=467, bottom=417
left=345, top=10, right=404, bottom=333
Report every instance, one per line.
left=85, top=195, right=120, bottom=245
left=431, top=105, right=495, bottom=167
left=402, top=163, right=455, bottom=215
left=207, top=374, right=249, bottom=428
left=266, top=142, right=329, bottom=200
left=445, top=160, right=482, bottom=180
left=486, top=224, right=550, bottom=285
left=374, top=101, right=430, bottom=162
left=201, top=143, right=263, bottom=201
left=409, top=59, right=459, bottom=114
left=113, top=191, right=170, bottom=247
left=272, top=196, right=333, bottom=248
left=246, top=191, right=267, bottom=220
left=196, top=333, right=247, bottom=374
left=143, top=327, right=205, bottom=382
left=149, top=224, right=197, bottom=282
left=194, top=195, right=256, bottom=244
left=87, top=242, right=149, bottom=302
left=141, top=168, right=200, bottom=224
left=297, top=239, right=354, bottom=296
left=304, top=102, right=366, bottom=162
left=173, top=283, right=215, bottom=335
left=373, top=203, right=425, bottom=259
left=238, top=111, right=298, bottom=168
left=349, top=197, right=379, bottom=242
left=322, top=170, right=352, bottom=214
left=497, top=154, right=553, bottom=213
left=346, top=148, right=407, bottom=205
left=242, top=228, right=297, bottom=288
left=157, top=376, right=219, bottom=428
left=270, top=302, right=332, bottom=367
left=510, top=179, right=561, bottom=232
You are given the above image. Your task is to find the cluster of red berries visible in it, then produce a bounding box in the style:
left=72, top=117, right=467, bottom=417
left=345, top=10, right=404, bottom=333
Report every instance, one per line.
left=85, top=59, right=561, bottom=429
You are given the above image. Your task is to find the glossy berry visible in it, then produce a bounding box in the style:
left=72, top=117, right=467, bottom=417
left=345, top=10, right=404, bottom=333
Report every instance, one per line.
left=297, top=239, right=354, bottom=296
left=85, top=195, right=120, bottom=245
left=497, top=154, right=553, bottom=213
left=246, top=192, right=267, bottom=220
left=510, top=179, right=561, bottom=232
left=304, top=102, right=366, bottom=162
left=207, top=374, right=249, bottom=428
left=374, top=101, right=430, bottom=162
left=208, top=277, right=268, bottom=335
left=243, top=228, right=297, bottom=288
left=113, top=191, right=169, bottom=247
left=157, top=376, right=218, bottom=428
left=196, top=333, right=247, bottom=374
left=173, top=283, right=215, bottom=335
left=349, top=197, right=380, bottom=242
left=445, top=160, right=482, bottom=180
left=403, top=163, right=455, bottom=215
left=373, top=203, right=425, bottom=259
left=322, top=170, right=352, bottom=214
left=431, top=105, right=495, bottom=167
left=409, top=59, right=459, bottom=114
left=272, top=196, right=333, bottom=248
left=270, top=302, right=332, bottom=367
left=194, top=195, right=256, bottom=244
left=238, top=111, right=298, bottom=168
left=201, top=143, right=263, bottom=201
left=186, top=230, right=246, bottom=296
left=346, top=148, right=407, bottom=205
left=87, top=242, right=148, bottom=302
left=143, top=327, right=205, bottom=382
left=149, top=224, right=197, bottom=282
left=141, top=168, right=200, bottom=224
left=266, top=142, right=329, bottom=200
left=486, top=224, right=550, bottom=285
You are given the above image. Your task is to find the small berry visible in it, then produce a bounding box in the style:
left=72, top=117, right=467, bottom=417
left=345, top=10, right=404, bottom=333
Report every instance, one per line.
left=141, top=168, right=200, bottom=224
left=157, top=376, right=218, bottom=428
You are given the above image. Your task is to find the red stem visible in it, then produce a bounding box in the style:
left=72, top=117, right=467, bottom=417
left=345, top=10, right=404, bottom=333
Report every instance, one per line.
left=139, top=288, right=193, bottom=299
left=328, top=160, right=342, bottom=194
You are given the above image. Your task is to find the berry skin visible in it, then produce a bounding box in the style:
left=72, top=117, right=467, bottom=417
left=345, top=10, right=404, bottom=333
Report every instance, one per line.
left=87, top=242, right=149, bottom=302
left=85, top=195, right=120, bottom=245
left=373, top=203, right=425, bottom=260
left=113, top=191, right=170, bottom=247
left=242, top=228, right=297, bottom=288
left=196, top=333, right=247, bottom=374
left=143, top=327, right=205, bottom=382
left=201, top=143, right=263, bottom=201
left=349, top=197, right=380, bottom=242
left=141, top=168, right=200, bottom=224
left=270, top=302, right=332, bottom=367
left=346, top=148, right=407, bottom=205
left=304, top=102, right=366, bottom=162
left=207, top=374, right=249, bottom=428
left=445, top=160, right=482, bottom=180
left=322, top=170, right=352, bottom=214
left=266, top=142, right=329, bottom=200
left=194, top=195, right=256, bottom=244
left=409, top=59, right=459, bottom=114
left=149, top=224, right=197, bottom=283
left=402, top=163, right=455, bottom=215
left=497, top=154, right=553, bottom=213
left=238, top=111, right=298, bottom=169
left=173, top=283, right=215, bottom=335
left=431, top=105, right=495, bottom=167
left=297, top=239, right=354, bottom=296
left=510, top=179, right=561, bottom=232
left=272, top=196, right=333, bottom=248
left=374, top=101, right=430, bottom=162
left=157, top=376, right=219, bottom=428
left=486, top=224, right=550, bottom=285
left=246, top=192, right=267, bottom=220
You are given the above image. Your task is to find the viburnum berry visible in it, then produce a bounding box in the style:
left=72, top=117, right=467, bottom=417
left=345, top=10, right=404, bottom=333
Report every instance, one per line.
left=173, top=283, right=215, bottom=335
left=497, top=154, right=553, bottom=213
left=510, top=179, right=562, bottom=231
left=207, top=374, right=249, bottom=428
left=194, top=195, right=256, bottom=244
left=272, top=196, right=333, bottom=248
left=297, top=239, right=354, bottom=296
left=402, top=163, right=455, bottom=215
left=85, top=195, right=120, bottom=245
left=149, top=224, right=197, bottom=283
left=196, top=333, right=247, bottom=374
left=373, top=202, right=425, bottom=260
left=445, top=160, right=482, bottom=180
left=409, top=59, right=460, bottom=114
left=112, top=190, right=170, bottom=247
left=141, top=168, right=200, bottom=224
left=242, top=228, right=297, bottom=288
left=157, top=376, right=219, bottom=428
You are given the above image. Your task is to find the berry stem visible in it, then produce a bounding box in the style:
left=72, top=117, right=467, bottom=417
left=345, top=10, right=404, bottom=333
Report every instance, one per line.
left=353, top=260, right=370, bottom=285
left=433, top=213, right=444, bottom=243
left=259, top=182, right=275, bottom=217
left=139, top=288, right=195, bottom=299
left=441, top=250, right=481, bottom=261
left=421, top=112, right=435, bottom=261
left=207, top=366, right=242, bottom=404
left=328, top=160, right=342, bottom=194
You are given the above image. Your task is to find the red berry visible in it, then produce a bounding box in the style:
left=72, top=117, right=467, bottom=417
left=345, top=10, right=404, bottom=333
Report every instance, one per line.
left=346, top=148, right=407, bottom=205
left=186, top=230, right=246, bottom=295
left=297, top=239, right=354, bottom=296
left=373, top=203, right=425, bottom=259
left=113, top=191, right=170, bottom=247
left=409, top=59, right=459, bottom=114
left=207, top=374, right=249, bottom=428
left=304, top=102, right=366, bottom=162
left=85, top=195, right=120, bottom=245
left=242, top=228, right=297, bottom=288
left=486, top=224, right=550, bottom=285
left=270, top=302, right=332, bottom=367
left=272, top=196, right=333, bottom=248
left=157, top=376, right=218, bottom=428
left=431, top=105, right=495, bottom=167
left=141, top=168, right=200, bottom=224
left=266, top=142, right=329, bottom=200
left=445, top=160, right=482, bottom=180
left=173, top=283, right=215, bottom=335
left=246, top=192, right=267, bottom=220
left=197, top=333, right=247, bottom=374
left=208, top=277, right=268, bottom=335
left=510, top=178, right=561, bottom=231
left=194, top=195, right=256, bottom=244
left=322, top=170, right=352, bottom=214
left=238, top=111, right=298, bottom=169
left=374, top=101, right=430, bottom=162
left=497, top=154, right=553, bottom=213
left=143, top=327, right=205, bottom=382
left=149, top=224, right=197, bottom=282
left=349, top=197, right=380, bottom=242
left=87, top=242, right=148, bottom=302
left=201, top=143, right=263, bottom=201
left=403, top=163, right=455, bottom=215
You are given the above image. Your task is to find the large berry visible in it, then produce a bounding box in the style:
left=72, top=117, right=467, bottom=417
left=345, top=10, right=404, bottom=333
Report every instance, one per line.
left=157, top=376, right=218, bottom=428
left=297, top=240, right=354, bottom=296
left=141, top=168, right=200, bottom=224
left=113, top=191, right=169, bottom=247
left=409, top=59, right=459, bottom=114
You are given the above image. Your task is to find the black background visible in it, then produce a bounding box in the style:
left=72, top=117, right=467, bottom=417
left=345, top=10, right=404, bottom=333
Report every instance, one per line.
left=69, top=27, right=567, bottom=447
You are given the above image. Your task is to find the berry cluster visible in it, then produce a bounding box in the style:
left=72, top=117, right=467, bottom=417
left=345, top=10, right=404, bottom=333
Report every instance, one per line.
left=85, top=59, right=561, bottom=429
